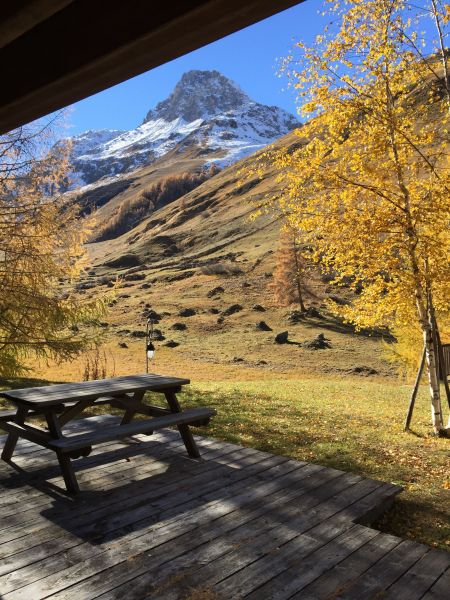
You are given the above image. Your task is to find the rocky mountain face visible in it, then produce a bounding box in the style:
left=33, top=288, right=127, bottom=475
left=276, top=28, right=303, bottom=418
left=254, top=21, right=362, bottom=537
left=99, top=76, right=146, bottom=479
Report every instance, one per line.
left=66, top=70, right=298, bottom=186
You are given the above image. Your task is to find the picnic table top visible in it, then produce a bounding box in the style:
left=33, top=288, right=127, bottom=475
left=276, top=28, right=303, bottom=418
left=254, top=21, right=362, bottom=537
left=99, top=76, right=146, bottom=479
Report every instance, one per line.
left=0, top=374, right=190, bottom=407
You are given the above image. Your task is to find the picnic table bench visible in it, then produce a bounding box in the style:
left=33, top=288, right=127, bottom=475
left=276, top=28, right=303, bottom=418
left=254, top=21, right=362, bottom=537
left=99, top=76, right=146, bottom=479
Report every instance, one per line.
left=0, top=374, right=215, bottom=494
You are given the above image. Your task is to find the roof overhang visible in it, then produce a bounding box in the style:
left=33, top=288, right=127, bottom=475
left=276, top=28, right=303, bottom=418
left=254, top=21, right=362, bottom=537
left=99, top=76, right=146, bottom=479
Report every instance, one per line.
left=0, top=0, right=303, bottom=135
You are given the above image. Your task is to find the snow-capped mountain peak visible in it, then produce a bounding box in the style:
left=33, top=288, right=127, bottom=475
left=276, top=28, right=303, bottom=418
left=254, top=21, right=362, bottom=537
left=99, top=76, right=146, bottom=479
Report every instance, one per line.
left=67, top=70, right=298, bottom=185
left=143, top=70, right=250, bottom=123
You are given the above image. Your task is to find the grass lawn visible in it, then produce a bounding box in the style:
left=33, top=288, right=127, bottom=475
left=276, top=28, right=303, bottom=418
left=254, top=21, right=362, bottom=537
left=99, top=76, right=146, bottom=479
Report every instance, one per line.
left=180, top=378, right=449, bottom=551
left=1, top=375, right=448, bottom=551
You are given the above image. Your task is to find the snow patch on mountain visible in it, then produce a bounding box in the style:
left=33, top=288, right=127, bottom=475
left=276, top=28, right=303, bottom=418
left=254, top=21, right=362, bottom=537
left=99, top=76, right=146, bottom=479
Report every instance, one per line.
left=66, top=71, right=298, bottom=185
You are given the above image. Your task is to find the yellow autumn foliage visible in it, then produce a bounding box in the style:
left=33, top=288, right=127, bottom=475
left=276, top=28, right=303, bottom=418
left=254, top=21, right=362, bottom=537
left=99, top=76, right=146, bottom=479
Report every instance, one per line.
left=246, top=0, right=450, bottom=431
left=0, top=119, right=107, bottom=376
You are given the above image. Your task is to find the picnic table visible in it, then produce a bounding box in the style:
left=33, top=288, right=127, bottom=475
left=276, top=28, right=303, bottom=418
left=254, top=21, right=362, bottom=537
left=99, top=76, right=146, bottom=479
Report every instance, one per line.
left=0, top=374, right=215, bottom=494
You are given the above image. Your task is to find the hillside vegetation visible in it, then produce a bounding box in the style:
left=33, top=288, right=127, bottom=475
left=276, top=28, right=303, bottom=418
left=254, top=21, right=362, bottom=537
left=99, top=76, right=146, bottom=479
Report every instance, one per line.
left=92, top=166, right=220, bottom=242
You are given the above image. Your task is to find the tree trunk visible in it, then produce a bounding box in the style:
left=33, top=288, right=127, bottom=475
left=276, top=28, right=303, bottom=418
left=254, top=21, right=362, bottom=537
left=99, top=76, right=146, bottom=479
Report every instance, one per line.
left=421, top=315, right=443, bottom=433
left=292, top=239, right=306, bottom=312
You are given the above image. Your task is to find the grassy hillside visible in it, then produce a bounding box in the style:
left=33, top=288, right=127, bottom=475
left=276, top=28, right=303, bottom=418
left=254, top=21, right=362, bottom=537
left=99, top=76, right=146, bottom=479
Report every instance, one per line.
left=42, top=127, right=397, bottom=383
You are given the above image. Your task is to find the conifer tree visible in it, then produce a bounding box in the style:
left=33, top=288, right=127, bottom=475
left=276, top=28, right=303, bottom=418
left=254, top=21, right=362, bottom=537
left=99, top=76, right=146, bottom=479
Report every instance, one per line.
left=272, top=225, right=307, bottom=311
left=0, top=120, right=106, bottom=377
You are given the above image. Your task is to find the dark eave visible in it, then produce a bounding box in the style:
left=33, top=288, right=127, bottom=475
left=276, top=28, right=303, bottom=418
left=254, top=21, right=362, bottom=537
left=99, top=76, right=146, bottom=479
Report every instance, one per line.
left=0, top=0, right=303, bottom=135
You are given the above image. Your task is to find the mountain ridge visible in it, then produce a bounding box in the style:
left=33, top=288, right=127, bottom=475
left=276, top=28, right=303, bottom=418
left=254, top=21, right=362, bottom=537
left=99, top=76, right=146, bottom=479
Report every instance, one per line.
left=65, top=70, right=298, bottom=186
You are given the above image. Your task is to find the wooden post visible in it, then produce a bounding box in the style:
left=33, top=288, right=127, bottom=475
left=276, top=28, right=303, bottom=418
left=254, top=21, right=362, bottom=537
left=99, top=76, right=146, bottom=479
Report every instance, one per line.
left=45, top=410, right=80, bottom=494
left=164, top=390, right=200, bottom=458
left=434, top=319, right=450, bottom=411
left=1, top=406, right=29, bottom=462
left=404, top=345, right=426, bottom=431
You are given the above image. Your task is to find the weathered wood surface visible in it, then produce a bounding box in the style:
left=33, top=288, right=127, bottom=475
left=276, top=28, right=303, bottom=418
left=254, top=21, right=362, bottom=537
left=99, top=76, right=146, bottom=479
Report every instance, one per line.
left=0, top=374, right=189, bottom=407
left=47, top=408, right=215, bottom=452
left=0, top=375, right=206, bottom=493
left=0, top=415, right=448, bottom=600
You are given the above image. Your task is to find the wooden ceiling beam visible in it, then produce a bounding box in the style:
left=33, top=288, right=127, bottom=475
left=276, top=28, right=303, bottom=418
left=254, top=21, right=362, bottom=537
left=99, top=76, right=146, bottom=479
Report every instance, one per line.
left=0, top=0, right=74, bottom=49
left=0, top=0, right=303, bottom=135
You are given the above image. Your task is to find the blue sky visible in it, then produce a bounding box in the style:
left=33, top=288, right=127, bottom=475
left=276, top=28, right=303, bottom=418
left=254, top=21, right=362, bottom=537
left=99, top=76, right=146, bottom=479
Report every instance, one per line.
left=65, top=1, right=323, bottom=136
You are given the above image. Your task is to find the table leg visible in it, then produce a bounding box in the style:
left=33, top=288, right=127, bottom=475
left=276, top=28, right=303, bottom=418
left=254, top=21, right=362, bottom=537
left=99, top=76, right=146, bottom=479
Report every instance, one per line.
left=56, top=451, right=80, bottom=494
left=164, top=391, right=200, bottom=458
left=120, top=390, right=145, bottom=425
left=45, top=410, right=80, bottom=494
left=1, top=406, right=29, bottom=462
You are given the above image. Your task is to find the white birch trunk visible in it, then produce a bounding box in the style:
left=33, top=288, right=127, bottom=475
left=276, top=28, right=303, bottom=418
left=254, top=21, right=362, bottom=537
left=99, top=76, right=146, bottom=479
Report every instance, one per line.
left=421, top=315, right=443, bottom=433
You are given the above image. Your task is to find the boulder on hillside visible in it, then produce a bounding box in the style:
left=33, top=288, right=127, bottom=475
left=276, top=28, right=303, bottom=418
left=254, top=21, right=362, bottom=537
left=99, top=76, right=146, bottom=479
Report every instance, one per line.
left=303, top=333, right=331, bottom=350
left=274, top=331, right=289, bottom=344
left=348, top=365, right=378, bottom=375
left=178, top=308, right=196, bottom=317
left=209, top=308, right=220, bottom=314
left=140, top=283, right=151, bottom=289
left=144, top=309, right=162, bottom=322
left=118, top=342, right=128, bottom=348
left=256, top=321, right=272, bottom=332
left=207, top=286, right=225, bottom=298
left=222, top=304, right=243, bottom=317
left=252, top=304, right=266, bottom=312
left=130, top=330, right=146, bottom=338
left=123, top=272, right=146, bottom=281
left=171, top=322, right=187, bottom=331
left=164, top=340, right=179, bottom=348
left=152, top=329, right=165, bottom=341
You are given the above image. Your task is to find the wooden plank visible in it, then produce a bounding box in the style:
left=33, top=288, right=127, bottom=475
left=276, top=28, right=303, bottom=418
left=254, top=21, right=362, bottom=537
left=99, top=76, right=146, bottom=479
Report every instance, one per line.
left=0, top=426, right=166, bottom=489
left=0, top=438, right=239, bottom=531
left=0, top=434, right=218, bottom=515
left=333, top=539, right=430, bottom=599
left=164, top=479, right=382, bottom=600
left=0, top=445, right=284, bottom=539
left=0, top=416, right=429, bottom=600
left=88, top=471, right=356, bottom=600
left=0, top=374, right=190, bottom=407
left=382, top=549, right=450, bottom=600
left=421, top=567, right=450, bottom=600
left=0, top=447, right=292, bottom=573
left=0, top=433, right=233, bottom=510
left=5, top=464, right=339, bottom=599
left=295, top=531, right=402, bottom=600
left=0, top=410, right=18, bottom=421
left=0, top=437, right=188, bottom=511
left=0, top=420, right=51, bottom=449
left=2, top=461, right=307, bottom=598
left=47, top=408, right=215, bottom=452
left=243, top=525, right=378, bottom=600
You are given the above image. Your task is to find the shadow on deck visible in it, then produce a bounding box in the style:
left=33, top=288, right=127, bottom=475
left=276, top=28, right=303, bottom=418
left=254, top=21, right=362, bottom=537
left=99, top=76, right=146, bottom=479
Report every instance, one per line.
left=0, top=415, right=448, bottom=599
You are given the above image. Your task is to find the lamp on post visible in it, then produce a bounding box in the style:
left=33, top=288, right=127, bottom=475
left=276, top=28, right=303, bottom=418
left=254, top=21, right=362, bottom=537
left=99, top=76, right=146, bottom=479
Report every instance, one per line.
left=146, top=318, right=155, bottom=373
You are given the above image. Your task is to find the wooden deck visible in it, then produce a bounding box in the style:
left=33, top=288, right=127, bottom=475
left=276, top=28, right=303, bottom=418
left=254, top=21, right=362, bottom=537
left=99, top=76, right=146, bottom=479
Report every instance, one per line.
left=0, top=415, right=448, bottom=599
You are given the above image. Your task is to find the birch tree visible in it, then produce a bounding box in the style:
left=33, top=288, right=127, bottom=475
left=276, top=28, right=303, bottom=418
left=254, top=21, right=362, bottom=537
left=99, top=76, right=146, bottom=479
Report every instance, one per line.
left=252, top=0, right=450, bottom=433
